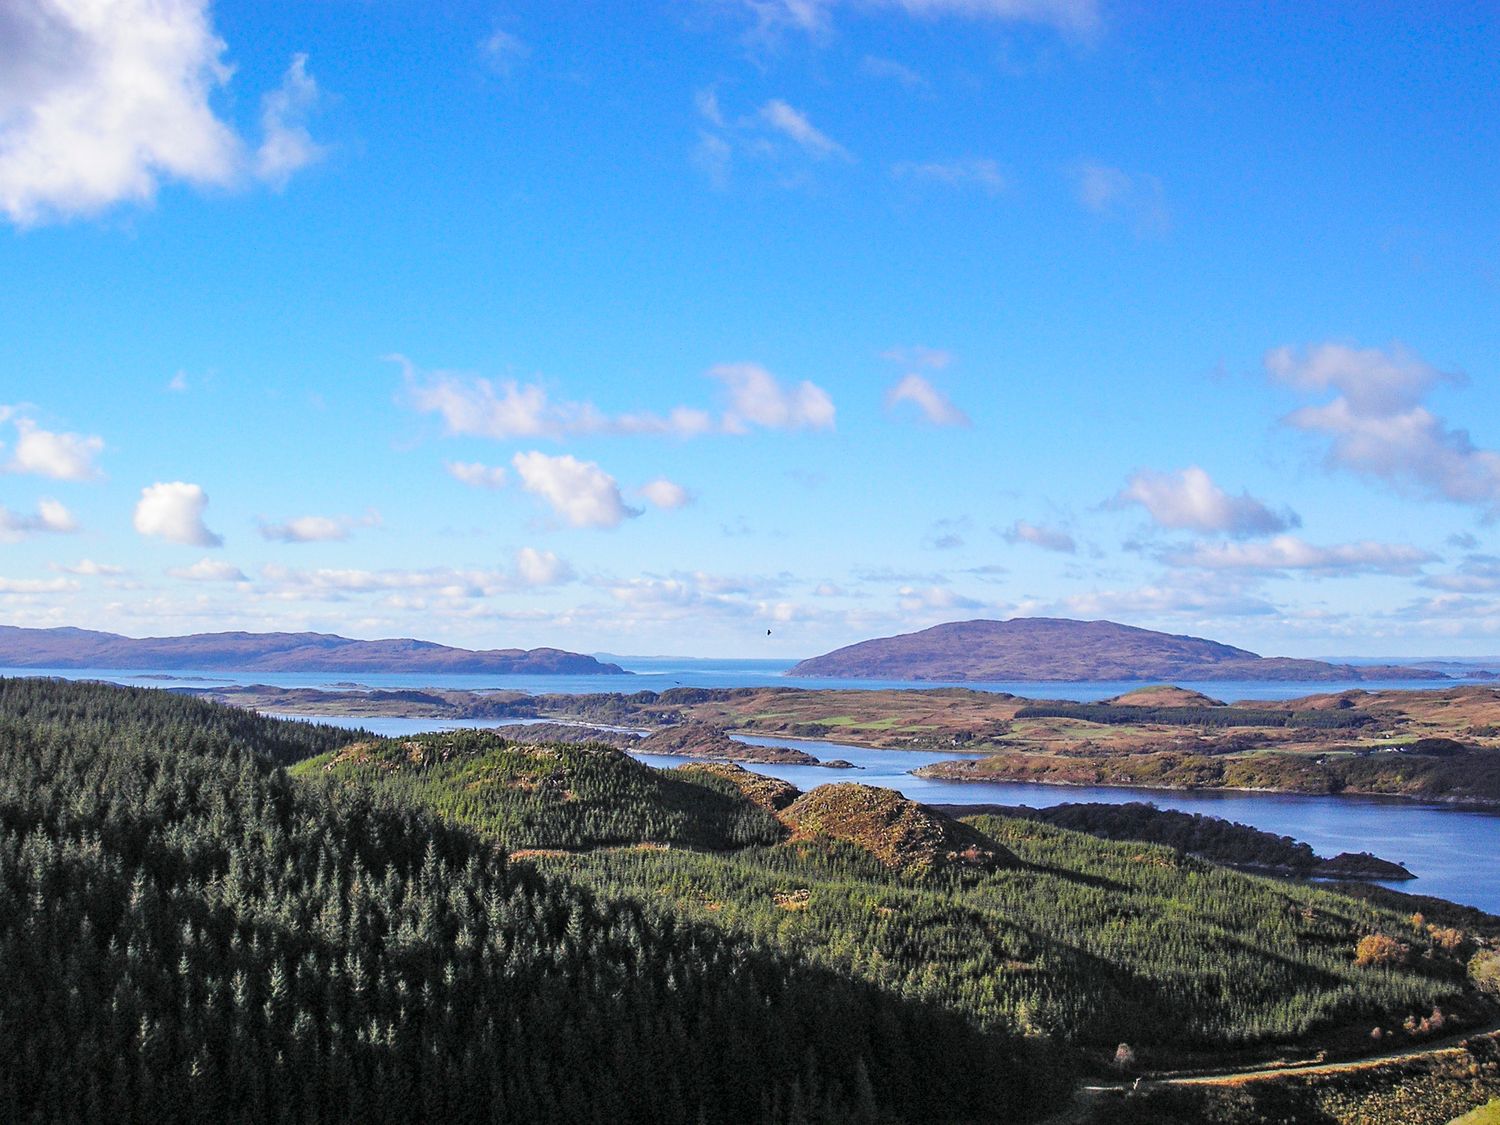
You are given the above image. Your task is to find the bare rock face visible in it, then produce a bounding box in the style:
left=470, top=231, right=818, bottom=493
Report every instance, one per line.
left=779, top=783, right=1018, bottom=874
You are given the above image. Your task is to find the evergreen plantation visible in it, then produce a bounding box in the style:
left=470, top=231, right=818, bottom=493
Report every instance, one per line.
left=2, top=677, right=1498, bottom=1123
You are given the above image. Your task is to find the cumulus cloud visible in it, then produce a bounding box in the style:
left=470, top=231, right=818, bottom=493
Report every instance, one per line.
left=168, top=557, right=247, bottom=582
left=3, top=416, right=104, bottom=480
left=1003, top=520, right=1076, bottom=553
left=514, top=546, right=573, bottom=587
left=640, top=478, right=693, bottom=509
left=446, top=461, right=508, bottom=489
left=1113, top=466, right=1295, bottom=537
left=885, top=373, right=970, bottom=426
left=711, top=363, right=836, bottom=432
left=253, top=54, right=324, bottom=190
left=759, top=100, right=852, bottom=161
left=512, top=451, right=640, bottom=529
left=1165, top=535, right=1435, bottom=577
left=0, top=498, right=78, bottom=542
left=891, top=158, right=1005, bottom=194
left=1269, top=342, right=1500, bottom=514
left=0, top=0, right=322, bottom=224
left=1073, top=162, right=1169, bottom=235
left=133, top=481, right=222, bottom=547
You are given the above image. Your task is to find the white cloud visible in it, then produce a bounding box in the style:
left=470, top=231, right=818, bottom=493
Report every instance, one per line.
left=4, top=417, right=104, bottom=480
left=0, top=0, right=322, bottom=224
left=861, top=55, right=925, bottom=87
left=0, top=498, right=78, bottom=542
left=258, top=515, right=349, bottom=543
left=885, top=373, right=970, bottom=426
left=734, top=0, right=1100, bottom=38
left=1029, top=583, right=1277, bottom=620
left=1113, top=466, right=1295, bottom=537
left=1074, top=162, right=1169, bottom=235
left=640, top=478, right=693, bottom=509
left=896, top=585, right=985, bottom=613
left=1423, top=554, right=1500, bottom=594
left=692, top=131, right=733, bottom=189
left=514, top=547, right=573, bottom=587
left=167, top=371, right=189, bottom=393
left=133, top=481, right=222, bottom=547
left=253, top=54, right=323, bottom=189
left=759, top=100, right=852, bottom=161
left=694, top=87, right=726, bottom=127
left=711, top=363, right=836, bottom=432
left=1269, top=342, right=1500, bottom=513
left=880, top=345, right=951, bottom=369
left=168, top=557, right=247, bottom=582
left=1003, top=520, right=1075, bottom=553
left=891, top=158, right=1005, bottom=194
left=402, top=356, right=829, bottom=440
left=511, top=451, right=640, bottom=529
left=1166, top=535, right=1435, bottom=577
left=479, top=28, right=530, bottom=75
left=446, top=460, right=508, bottom=489
left=52, top=558, right=125, bottom=576
left=0, top=576, right=77, bottom=594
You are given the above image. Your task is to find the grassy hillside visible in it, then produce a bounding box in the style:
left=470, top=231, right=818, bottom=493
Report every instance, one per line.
left=291, top=729, right=786, bottom=850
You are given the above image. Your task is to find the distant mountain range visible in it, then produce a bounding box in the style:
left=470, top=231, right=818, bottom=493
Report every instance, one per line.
left=788, top=618, right=1451, bottom=683
left=0, top=626, right=625, bottom=676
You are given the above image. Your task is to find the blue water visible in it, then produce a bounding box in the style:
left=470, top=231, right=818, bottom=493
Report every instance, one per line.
left=2, top=657, right=1481, bottom=703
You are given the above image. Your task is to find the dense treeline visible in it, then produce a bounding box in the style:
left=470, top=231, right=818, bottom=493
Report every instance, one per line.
left=537, top=819, right=1468, bottom=1055
left=1014, top=703, right=1374, bottom=729
left=0, top=678, right=1059, bottom=1123
left=294, top=731, right=786, bottom=850
left=982, top=801, right=1323, bottom=872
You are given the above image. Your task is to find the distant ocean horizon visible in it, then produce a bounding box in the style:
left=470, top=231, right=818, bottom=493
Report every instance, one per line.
left=2, top=653, right=1495, bottom=703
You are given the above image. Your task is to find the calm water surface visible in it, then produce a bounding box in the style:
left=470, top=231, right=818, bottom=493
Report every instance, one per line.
left=4, top=658, right=1485, bottom=702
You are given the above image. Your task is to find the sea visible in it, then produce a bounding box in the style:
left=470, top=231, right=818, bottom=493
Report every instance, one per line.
left=6, top=656, right=1499, bottom=913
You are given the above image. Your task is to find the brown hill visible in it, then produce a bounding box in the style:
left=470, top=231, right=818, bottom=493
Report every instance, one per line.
left=0, top=625, right=624, bottom=676
left=780, top=784, right=1018, bottom=874
left=636, top=721, right=821, bottom=765
left=674, top=762, right=802, bottom=813
left=788, top=618, right=1444, bottom=684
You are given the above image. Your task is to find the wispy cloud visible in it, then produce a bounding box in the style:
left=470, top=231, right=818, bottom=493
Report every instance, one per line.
left=168, top=558, right=248, bottom=582
left=254, top=54, right=325, bottom=190
left=1073, top=162, right=1169, bottom=236
left=1269, top=341, right=1500, bottom=514
left=759, top=100, right=853, bottom=161
left=729, top=0, right=1101, bottom=40
left=892, top=158, right=1005, bottom=195
left=446, top=461, right=508, bottom=489
left=885, top=373, right=970, bottom=426
left=258, top=511, right=378, bottom=544
left=401, top=356, right=828, bottom=440
left=1003, top=520, right=1076, bottom=553
left=1165, top=535, right=1435, bottom=577
left=479, top=28, right=531, bottom=75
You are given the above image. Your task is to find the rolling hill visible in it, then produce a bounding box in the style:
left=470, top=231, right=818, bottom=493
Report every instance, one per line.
left=0, top=624, right=624, bottom=675
left=789, top=618, right=1445, bottom=683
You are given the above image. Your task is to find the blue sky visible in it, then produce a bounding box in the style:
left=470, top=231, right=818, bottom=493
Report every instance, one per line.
left=1, top=0, right=1498, bottom=658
